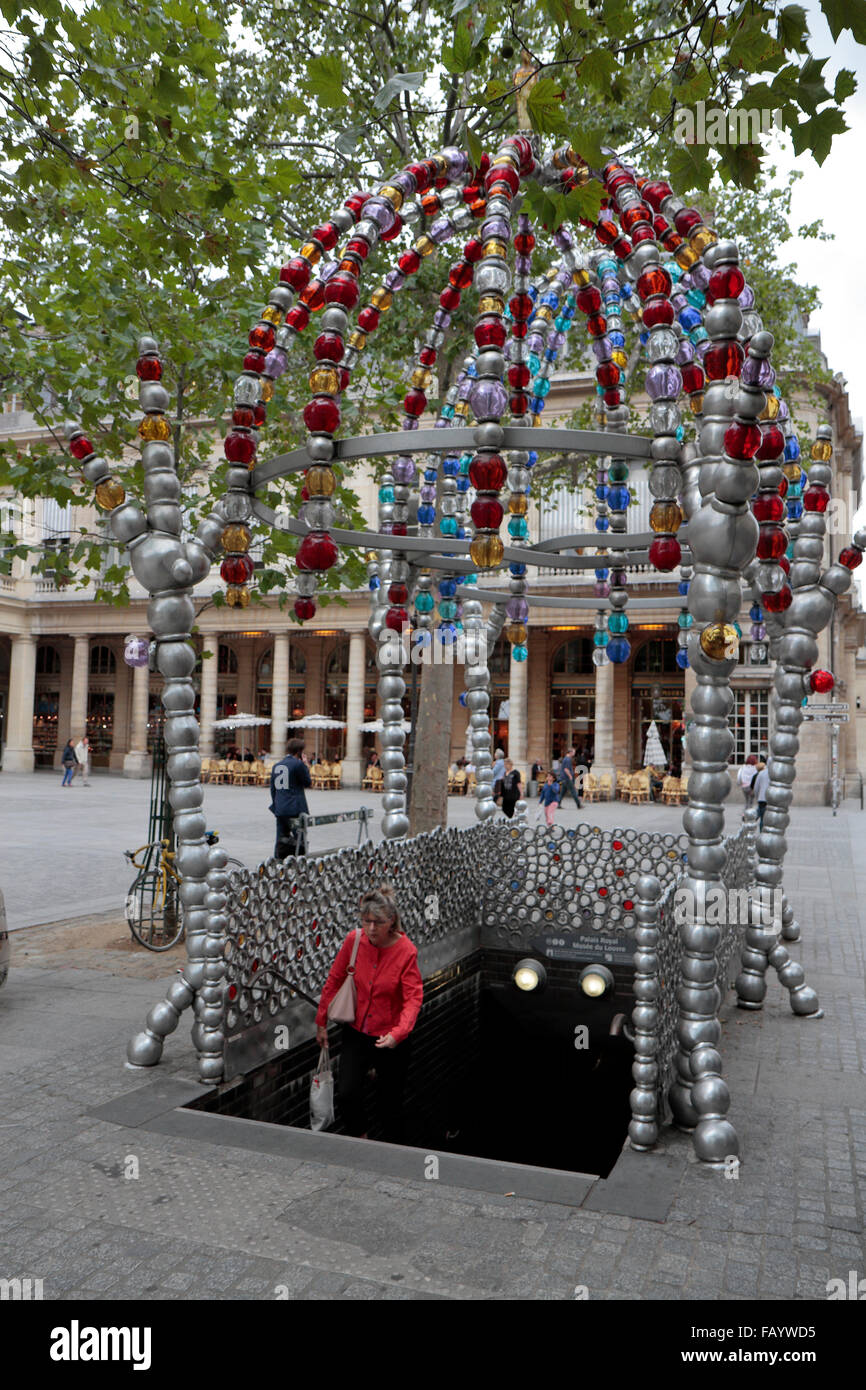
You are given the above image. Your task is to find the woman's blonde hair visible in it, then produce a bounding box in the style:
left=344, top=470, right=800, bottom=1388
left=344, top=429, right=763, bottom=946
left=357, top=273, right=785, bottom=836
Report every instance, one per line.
left=359, top=884, right=403, bottom=935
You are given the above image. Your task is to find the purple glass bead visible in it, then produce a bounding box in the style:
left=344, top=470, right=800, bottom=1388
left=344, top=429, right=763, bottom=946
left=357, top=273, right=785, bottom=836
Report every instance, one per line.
left=393, top=457, right=416, bottom=484
left=690, top=263, right=711, bottom=290
left=555, top=268, right=571, bottom=287
left=676, top=339, right=695, bottom=365
left=777, top=399, right=789, bottom=421
left=553, top=227, right=573, bottom=251
left=402, top=416, right=419, bottom=431
left=380, top=521, right=394, bottom=535
left=444, top=147, right=468, bottom=178
left=738, top=284, right=755, bottom=310
left=391, top=171, right=415, bottom=196
left=469, top=379, right=508, bottom=420
left=611, top=570, right=627, bottom=586
left=123, top=636, right=150, bottom=667
left=527, top=332, right=544, bottom=354
left=695, top=337, right=711, bottom=360
left=602, top=276, right=619, bottom=296
left=549, top=330, right=567, bottom=352
left=434, top=416, right=450, bottom=428
left=481, top=216, right=510, bottom=241
left=433, top=310, right=451, bottom=330
left=506, top=596, right=529, bottom=621
left=741, top=355, right=775, bottom=389
left=593, top=582, right=610, bottom=598
left=264, top=348, right=288, bottom=378
left=420, top=485, right=436, bottom=504
left=518, top=212, right=531, bottom=233
left=429, top=216, right=454, bottom=244
left=384, top=269, right=405, bottom=291
left=671, top=293, right=687, bottom=312
left=458, top=377, right=474, bottom=401
left=515, top=253, right=532, bottom=275
left=319, top=260, right=339, bottom=282
left=591, top=337, right=613, bottom=362
left=365, top=198, right=396, bottom=232
left=750, top=623, right=767, bottom=641
left=646, top=364, right=682, bottom=400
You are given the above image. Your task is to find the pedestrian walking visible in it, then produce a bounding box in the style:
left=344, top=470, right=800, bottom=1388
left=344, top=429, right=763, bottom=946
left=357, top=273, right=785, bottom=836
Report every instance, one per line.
left=738, top=754, right=758, bottom=807
left=753, top=761, right=769, bottom=829
left=500, top=759, right=522, bottom=818
left=316, top=885, right=423, bottom=1143
left=74, top=734, right=91, bottom=785
left=560, top=746, right=583, bottom=810
left=539, top=772, right=559, bottom=828
left=60, top=739, right=78, bottom=787
left=269, top=736, right=311, bottom=858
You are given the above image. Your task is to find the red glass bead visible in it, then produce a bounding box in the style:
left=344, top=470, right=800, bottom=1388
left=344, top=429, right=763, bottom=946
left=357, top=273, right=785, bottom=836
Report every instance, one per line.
left=620, top=204, right=652, bottom=232
left=313, top=333, right=344, bottom=363
left=249, top=324, right=275, bottom=352
left=709, top=266, right=745, bottom=301
left=357, top=306, right=380, bottom=333
left=596, top=362, right=620, bottom=388
left=471, top=497, right=504, bottom=529
left=752, top=494, right=785, bottom=523
left=649, top=537, right=682, bottom=571
left=674, top=208, right=702, bottom=235
left=642, top=180, right=672, bottom=211
left=585, top=313, right=608, bottom=337
left=220, top=554, right=254, bottom=584
left=293, top=597, right=316, bottom=622
left=756, top=524, right=787, bottom=560
left=286, top=305, right=310, bottom=332
left=311, top=223, right=338, bottom=251
left=254, top=403, right=266, bottom=425
left=343, top=191, right=370, bottom=218
left=420, top=347, right=437, bottom=366
left=324, top=273, right=359, bottom=310
left=449, top=261, right=473, bottom=289
left=381, top=215, right=403, bottom=243
left=511, top=321, right=528, bottom=339
left=513, top=232, right=535, bottom=254
left=810, top=669, right=834, bottom=693
left=576, top=285, right=601, bottom=315
left=757, top=425, right=785, bottom=460
left=724, top=422, right=762, bottom=459
left=603, top=388, right=622, bottom=407
left=704, top=342, right=744, bottom=380
left=612, top=237, right=633, bottom=260
left=280, top=258, right=312, bottom=291
left=385, top=606, right=408, bottom=631
left=636, top=266, right=672, bottom=301
left=439, top=286, right=461, bottom=311
left=339, top=367, right=351, bottom=391
left=398, top=249, right=421, bottom=275
left=474, top=317, right=507, bottom=349
left=462, top=185, right=481, bottom=205
left=224, top=432, right=256, bottom=464
left=484, top=164, right=519, bottom=195
left=512, top=136, right=534, bottom=173
left=302, top=397, right=340, bottom=433
left=403, top=389, right=426, bottom=417
left=803, top=486, right=829, bottom=512
left=642, top=298, right=675, bottom=328
left=508, top=293, right=532, bottom=322
left=509, top=393, right=529, bottom=415
left=300, top=280, right=325, bottom=311
left=839, top=546, right=863, bottom=570
left=595, top=218, right=617, bottom=246
left=232, top=407, right=255, bottom=428
left=762, top=585, right=792, bottom=612
left=69, top=435, right=94, bottom=460
left=681, top=363, right=704, bottom=394
left=778, top=475, right=789, bottom=498
left=300, top=485, right=310, bottom=502
left=392, top=522, right=408, bottom=537
left=463, top=238, right=483, bottom=263
left=469, top=455, right=507, bottom=490
left=388, top=582, right=409, bottom=605
left=296, top=532, right=339, bottom=571
left=243, top=350, right=265, bottom=373
left=345, top=238, right=369, bottom=261
left=631, top=224, right=655, bottom=245
left=508, top=364, right=530, bottom=388
left=779, top=555, right=790, bottom=574
left=623, top=900, right=634, bottom=911
left=135, top=356, right=162, bottom=381
left=406, top=163, right=431, bottom=193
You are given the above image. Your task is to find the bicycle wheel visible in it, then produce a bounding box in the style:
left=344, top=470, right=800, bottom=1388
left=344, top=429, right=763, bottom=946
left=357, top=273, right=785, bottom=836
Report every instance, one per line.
left=127, top=870, right=185, bottom=951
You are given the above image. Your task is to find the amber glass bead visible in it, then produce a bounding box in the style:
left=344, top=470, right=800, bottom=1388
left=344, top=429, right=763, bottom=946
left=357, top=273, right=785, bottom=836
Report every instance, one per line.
left=414, top=235, right=435, bottom=258
left=349, top=330, right=367, bottom=351
left=783, top=462, right=802, bottom=484
left=221, top=524, right=252, bottom=553
left=306, top=465, right=336, bottom=497
left=674, top=244, right=698, bottom=269
left=300, top=280, right=325, bottom=311
left=811, top=439, right=832, bottom=462
left=759, top=394, right=780, bottom=420
left=572, top=267, right=591, bottom=287
left=478, top=295, right=504, bottom=316
left=95, top=478, right=126, bottom=510
left=508, top=493, right=528, bottom=516
left=379, top=184, right=404, bottom=210
left=262, top=305, right=282, bottom=325
left=138, top=415, right=171, bottom=441
left=299, top=242, right=322, bottom=265
left=411, top=367, right=433, bottom=390
left=505, top=623, right=527, bottom=645
left=309, top=366, right=341, bottom=395
left=470, top=534, right=504, bottom=568
left=700, top=622, right=738, bottom=661
left=611, top=349, right=628, bottom=370
left=261, top=380, right=274, bottom=403
left=225, top=584, right=251, bottom=609
left=454, top=401, right=470, bottom=417
left=370, top=287, right=393, bottom=311
left=650, top=501, right=682, bottom=533
left=689, top=393, right=704, bottom=415
left=689, top=226, right=717, bottom=254
left=482, top=239, right=508, bottom=259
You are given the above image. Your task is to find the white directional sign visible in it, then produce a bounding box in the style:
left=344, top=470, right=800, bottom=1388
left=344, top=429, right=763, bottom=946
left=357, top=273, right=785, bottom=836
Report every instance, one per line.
left=803, top=703, right=849, bottom=723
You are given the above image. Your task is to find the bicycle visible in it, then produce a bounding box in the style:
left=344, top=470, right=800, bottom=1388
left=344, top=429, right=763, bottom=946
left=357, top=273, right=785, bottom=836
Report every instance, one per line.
left=123, top=830, right=243, bottom=952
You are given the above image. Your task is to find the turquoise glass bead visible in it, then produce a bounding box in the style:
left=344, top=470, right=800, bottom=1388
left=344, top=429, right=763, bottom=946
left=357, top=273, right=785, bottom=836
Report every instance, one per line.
left=378, top=486, right=394, bottom=504
left=439, top=517, right=458, bottom=536
left=512, top=644, right=528, bottom=662
left=507, top=515, right=529, bottom=539
left=608, top=611, right=629, bottom=635
left=415, top=592, right=434, bottom=613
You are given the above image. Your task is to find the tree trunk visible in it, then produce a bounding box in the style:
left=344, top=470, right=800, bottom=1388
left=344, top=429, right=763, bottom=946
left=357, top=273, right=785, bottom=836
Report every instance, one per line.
left=408, top=660, right=453, bottom=835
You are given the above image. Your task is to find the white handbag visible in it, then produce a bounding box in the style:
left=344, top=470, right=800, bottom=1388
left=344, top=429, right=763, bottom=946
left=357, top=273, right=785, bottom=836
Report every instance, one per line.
left=326, top=928, right=362, bottom=1024
left=309, top=1047, right=335, bottom=1131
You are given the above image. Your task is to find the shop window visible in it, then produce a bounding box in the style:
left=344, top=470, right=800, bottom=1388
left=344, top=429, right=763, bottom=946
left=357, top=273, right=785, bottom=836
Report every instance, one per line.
left=89, top=644, right=116, bottom=676
left=731, top=689, right=769, bottom=763
left=634, top=638, right=678, bottom=675
left=552, top=637, right=593, bottom=675
left=36, top=644, right=61, bottom=675
left=218, top=643, right=238, bottom=675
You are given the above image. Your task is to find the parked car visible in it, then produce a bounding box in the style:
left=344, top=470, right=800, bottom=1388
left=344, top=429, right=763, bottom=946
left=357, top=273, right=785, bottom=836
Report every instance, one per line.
left=0, top=887, right=8, bottom=988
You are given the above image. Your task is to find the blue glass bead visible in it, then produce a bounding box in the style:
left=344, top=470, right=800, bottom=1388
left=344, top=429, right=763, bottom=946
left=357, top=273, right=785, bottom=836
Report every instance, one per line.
left=438, top=578, right=457, bottom=597
left=676, top=425, right=685, bottom=441
left=458, top=691, right=467, bottom=708
left=528, top=353, right=541, bottom=375
left=544, top=347, right=557, bottom=362
left=788, top=483, right=802, bottom=499
left=378, top=486, right=394, bottom=504
left=690, top=326, right=709, bottom=343
left=679, top=581, right=691, bottom=597
left=507, top=515, right=529, bottom=539
left=621, top=284, right=633, bottom=298
left=512, top=644, right=528, bottom=662
left=607, top=637, right=631, bottom=664
left=439, top=516, right=458, bottom=536
left=595, top=568, right=609, bottom=580
left=418, top=505, right=435, bottom=525
left=527, top=451, right=538, bottom=466
left=595, top=484, right=607, bottom=502
left=442, top=456, right=458, bottom=475
left=459, top=453, right=472, bottom=472
left=676, top=648, right=690, bottom=670
left=509, top=563, right=527, bottom=577
left=773, top=384, right=781, bottom=397
left=424, top=469, right=437, bottom=483
left=749, top=603, right=762, bottom=621
left=784, top=436, right=800, bottom=461
left=787, top=501, right=803, bottom=520
left=541, top=291, right=558, bottom=309
left=414, top=591, right=434, bottom=613
left=679, top=306, right=702, bottom=331
left=785, top=543, right=794, bottom=560
left=593, top=630, right=609, bottom=647
left=530, top=396, right=545, bottom=412
left=368, top=576, right=380, bottom=591
left=608, top=611, right=629, bottom=635
left=456, top=477, right=470, bottom=492
left=607, top=485, right=630, bottom=511
left=528, top=285, right=538, bottom=302
left=466, top=361, right=477, bottom=377
left=609, top=331, right=625, bottom=347
left=595, top=516, right=610, bottom=532
left=438, top=599, right=458, bottom=620
left=598, top=258, right=617, bottom=275
left=437, top=623, right=457, bottom=645
left=464, top=573, right=477, bottom=584
left=677, top=611, right=693, bottom=629
left=554, top=316, right=568, bottom=332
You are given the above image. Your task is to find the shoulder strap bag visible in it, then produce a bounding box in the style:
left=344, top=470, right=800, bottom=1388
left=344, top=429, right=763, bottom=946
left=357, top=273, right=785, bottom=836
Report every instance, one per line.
left=327, top=928, right=362, bottom=1023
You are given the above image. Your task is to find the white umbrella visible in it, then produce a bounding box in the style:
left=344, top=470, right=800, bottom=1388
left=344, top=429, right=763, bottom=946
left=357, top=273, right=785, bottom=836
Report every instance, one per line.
left=286, top=712, right=347, bottom=760
left=358, top=718, right=411, bottom=733
left=213, top=711, right=271, bottom=758
left=643, top=719, right=667, bottom=768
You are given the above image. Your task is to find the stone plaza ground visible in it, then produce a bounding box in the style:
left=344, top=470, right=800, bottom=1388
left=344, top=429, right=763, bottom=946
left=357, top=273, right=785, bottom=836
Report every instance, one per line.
left=0, top=774, right=864, bottom=1301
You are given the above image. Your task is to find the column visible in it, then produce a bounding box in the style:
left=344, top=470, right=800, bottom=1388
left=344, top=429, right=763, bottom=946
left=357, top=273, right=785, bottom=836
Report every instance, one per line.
left=2, top=633, right=37, bottom=772
left=270, top=631, right=289, bottom=761
left=69, top=635, right=89, bottom=743
left=199, top=641, right=218, bottom=757
left=592, top=657, right=615, bottom=782
left=123, top=659, right=151, bottom=777
left=681, top=661, right=697, bottom=777
left=508, top=648, right=528, bottom=785
left=342, top=630, right=366, bottom=788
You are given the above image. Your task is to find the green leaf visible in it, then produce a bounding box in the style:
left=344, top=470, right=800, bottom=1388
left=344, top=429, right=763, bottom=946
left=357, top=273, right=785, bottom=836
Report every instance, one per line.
left=578, top=47, right=617, bottom=91
left=463, top=124, right=483, bottom=170
left=443, top=22, right=473, bottom=74
left=820, top=0, right=866, bottom=43
left=717, top=141, right=763, bottom=189
left=306, top=54, right=347, bottom=109
left=834, top=69, right=857, bottom=103
left=561, top=180, right=606, bottom=223
left=372, top=71, right=424, bottom=112
left=797, top=57, right=832, bottom=114
left=668, top=141, right=714, bottom=193
left=570, top=124, right=606, bottom=168
left=727, top=17, right=782, bottom=70
left=790, top=106, right=848, bottom=164
left=483, top=77, right=510, bottom=103
left=527, top=77, right=569, bottom=136
left=776, top=4, right=809, bottom=50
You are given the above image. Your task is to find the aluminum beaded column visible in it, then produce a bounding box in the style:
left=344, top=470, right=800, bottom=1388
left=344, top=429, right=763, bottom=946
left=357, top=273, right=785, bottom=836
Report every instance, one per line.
left=464, top=595, right=496, bottom=819
left=123, top=336, right=229, bottom=1080
left=670, top=248, right=765, bottom=1163
left=629, top=873, right=662, bottom=1151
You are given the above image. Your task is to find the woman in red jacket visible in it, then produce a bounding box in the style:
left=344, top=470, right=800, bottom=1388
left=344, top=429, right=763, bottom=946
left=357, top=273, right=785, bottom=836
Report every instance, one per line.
left=316, top=886, right=423, bottom=1142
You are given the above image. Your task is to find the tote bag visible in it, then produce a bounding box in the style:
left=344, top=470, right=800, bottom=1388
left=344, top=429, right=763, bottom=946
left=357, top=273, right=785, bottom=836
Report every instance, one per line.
left=309, top=1047, right=335, bottom=1132
left=326, top=928, right=362, bottom=1024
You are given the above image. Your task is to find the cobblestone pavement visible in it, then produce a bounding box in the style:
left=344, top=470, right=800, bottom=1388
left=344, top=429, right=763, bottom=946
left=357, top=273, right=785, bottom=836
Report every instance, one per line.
left=0, top=798, right=864, bottom=1300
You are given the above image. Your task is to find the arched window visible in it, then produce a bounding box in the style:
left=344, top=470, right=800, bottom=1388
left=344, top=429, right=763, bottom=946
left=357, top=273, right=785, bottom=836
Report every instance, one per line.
left=552, top=636, right=593, bottom=675
left=36, top=644, right=61, bottom=675
left=89, top=644, right=116, bottom=676
left=218, top=643, right=238, bottom=674
left=489, top=635, right=511, bottom=678
left=634, top=638, right=678, bottom=676
left=326, top=641, right=349, bottom=677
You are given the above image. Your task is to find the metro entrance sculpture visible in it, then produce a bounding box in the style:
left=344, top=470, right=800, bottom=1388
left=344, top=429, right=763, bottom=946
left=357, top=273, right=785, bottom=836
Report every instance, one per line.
left=64, top=132, right=866, bottom=1164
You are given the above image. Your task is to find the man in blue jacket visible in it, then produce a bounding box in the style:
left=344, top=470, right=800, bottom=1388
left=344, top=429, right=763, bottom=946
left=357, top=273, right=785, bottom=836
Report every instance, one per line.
left=269, top=737, right=312, bottom=859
